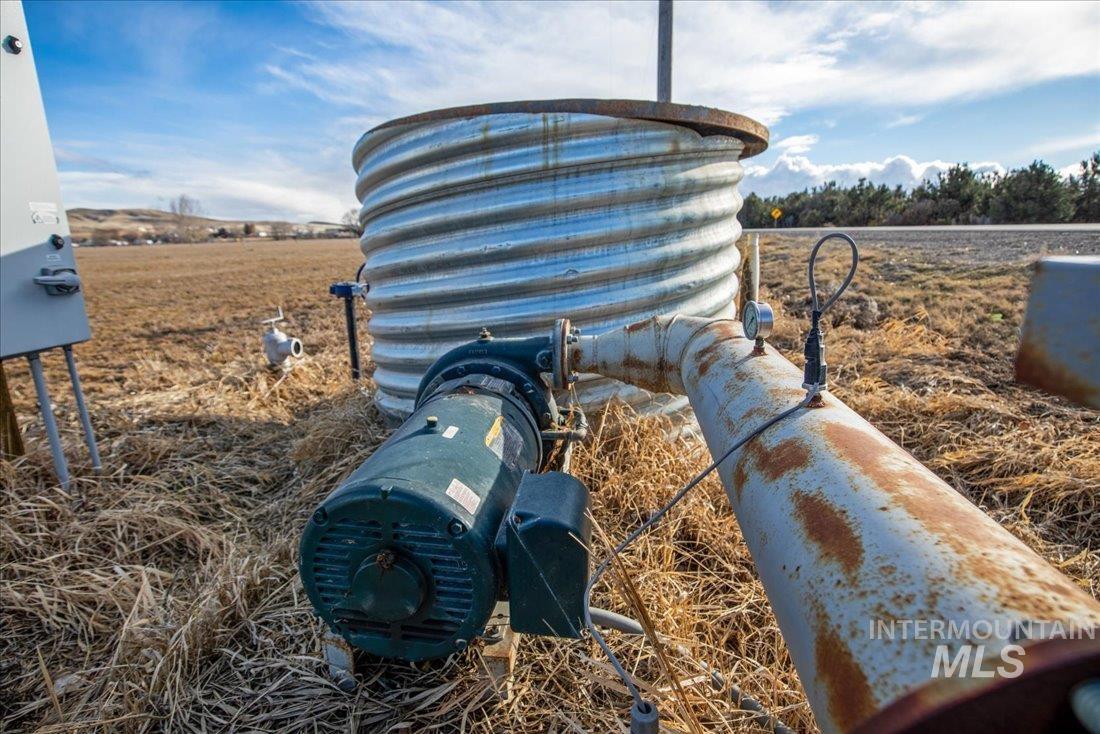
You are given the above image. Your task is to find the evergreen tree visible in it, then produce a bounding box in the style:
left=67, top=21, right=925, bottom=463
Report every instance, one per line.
left=735, top=156, right=1081, bottom=227
left=988, top=161, right=1073, bottom=223
left=739, top=192, right=769, bottom=228
left=1068, top=152, right=1100, bottom=222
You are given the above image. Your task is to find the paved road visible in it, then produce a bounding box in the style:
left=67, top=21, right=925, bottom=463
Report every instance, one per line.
left=743, top=224, right=1099, bottom=264
left=746, top=224, right=1100, bottom=233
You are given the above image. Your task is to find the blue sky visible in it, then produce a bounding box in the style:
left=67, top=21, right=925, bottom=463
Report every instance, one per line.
left=23, top=0, right=1100, bottom=222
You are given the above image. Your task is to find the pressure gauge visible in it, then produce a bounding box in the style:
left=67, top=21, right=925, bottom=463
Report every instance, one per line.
left=743, top=300, right=774, bottom=341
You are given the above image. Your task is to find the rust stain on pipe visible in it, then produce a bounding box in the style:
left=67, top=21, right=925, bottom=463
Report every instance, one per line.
left=730, top=437, right=809, bottom=503
left=625, top=317, right=655, bottom=333
left=730, top=441, right=766, bottom=502
left=815, top=612, right=877, bottom=732
left=696, top=337, right=734, bottom=377
left=822, top=421, right=1100, bottom=619
left=760, top=438, right=812, bottom=480
left=794, top=491, right=864, bottom=579
left=731, top=457, right=749, bottom=502
left=820, top=422, right=943, bottom=500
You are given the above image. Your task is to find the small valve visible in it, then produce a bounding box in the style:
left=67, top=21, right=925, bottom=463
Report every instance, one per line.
left=261, top=307, right=303, bottom=368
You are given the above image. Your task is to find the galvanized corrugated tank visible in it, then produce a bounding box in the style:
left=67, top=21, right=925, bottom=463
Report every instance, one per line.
left=352, top=100, right=768, bottom=421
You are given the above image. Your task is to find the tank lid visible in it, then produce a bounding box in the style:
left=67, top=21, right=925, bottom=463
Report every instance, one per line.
left=370, top=98, right=769, bottom=159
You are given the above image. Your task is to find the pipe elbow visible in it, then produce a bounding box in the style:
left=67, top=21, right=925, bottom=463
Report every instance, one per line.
left=572, top=315, right=732, bottom=396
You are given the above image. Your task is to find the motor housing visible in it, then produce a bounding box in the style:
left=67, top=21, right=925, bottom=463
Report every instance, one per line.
left=300, top=375, right=543, bottom=660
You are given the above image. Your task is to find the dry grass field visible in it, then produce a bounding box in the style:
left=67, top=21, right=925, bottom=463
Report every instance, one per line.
left=2, top=234, right=1098, bottom=732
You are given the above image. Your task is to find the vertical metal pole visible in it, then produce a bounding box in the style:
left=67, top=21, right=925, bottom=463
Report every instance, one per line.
left=749, top=234, right=765, bottom=352
left=26, top=352, right=70, bottom=490
left=738, top=233, right=761, bottom=321
left=749, top=233, right=760, bottom=303
left=63, top=345, right=101, bottom=470
left=344, top=296, right=361, bottom=381
left=657, top=0, right=673, bottom=102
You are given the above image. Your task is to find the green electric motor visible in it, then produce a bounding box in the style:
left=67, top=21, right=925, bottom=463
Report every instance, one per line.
left=300, top=367, right=590, bottom=662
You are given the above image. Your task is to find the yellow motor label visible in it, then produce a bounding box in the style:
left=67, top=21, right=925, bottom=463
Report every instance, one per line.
left=484, top=415, right=504, bottom=447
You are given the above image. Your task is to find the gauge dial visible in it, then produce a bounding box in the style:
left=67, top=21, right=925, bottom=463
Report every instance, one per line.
left=743, top=300, right=774, bottom=341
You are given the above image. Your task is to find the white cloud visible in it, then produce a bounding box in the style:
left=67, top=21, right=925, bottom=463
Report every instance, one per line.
left=270, top=1, right=656, bottom=118
left=57, top=149, right=349, bottom=223
left=1030, top=128, right=1100, bottom=156
left=742, top=154, right=1006, bottom=197
left=775, top=134, right=819, bottom=154
left=54, top=146, right=150, bottom=176
left=277, top=0, right=1100, bottom=128
left=886, top=114, right=924, bottom=129
left=1059, top=161, right=1091, bottom=180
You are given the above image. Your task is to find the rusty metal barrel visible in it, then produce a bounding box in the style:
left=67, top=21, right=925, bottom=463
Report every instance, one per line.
left=351, top=99, right=767, bottom=421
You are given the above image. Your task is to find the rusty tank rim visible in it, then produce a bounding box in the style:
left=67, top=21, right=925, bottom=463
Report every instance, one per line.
left=369, top=98, right=769, bottom=159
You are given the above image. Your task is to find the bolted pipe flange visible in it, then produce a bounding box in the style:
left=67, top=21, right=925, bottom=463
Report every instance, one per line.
left=551, top=318, right=574, bottom=389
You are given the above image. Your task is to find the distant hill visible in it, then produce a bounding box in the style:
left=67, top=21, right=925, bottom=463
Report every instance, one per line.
left=66, top=208, right=354, bottom=244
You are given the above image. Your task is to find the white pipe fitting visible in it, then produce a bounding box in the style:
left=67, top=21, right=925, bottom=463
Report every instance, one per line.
left=263, top=326, right=302, bottom=367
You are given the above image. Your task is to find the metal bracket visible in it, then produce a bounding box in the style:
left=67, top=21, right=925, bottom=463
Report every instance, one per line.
left=481, top=601, right=520, bottom=701
left=330, top=282, right=368, bottom=381
left=322, top=632, right=358, bottom=693
left=329, top=281, right=367, bottom=300
left=416, top=330, right=561, bottom=433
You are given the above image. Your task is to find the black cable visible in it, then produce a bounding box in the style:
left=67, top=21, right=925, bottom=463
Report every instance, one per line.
left=808, top=232, right=859, bottom=314
left=803, top=233, right=859, bottom=389
left=583, top=385, right=820, bottom=706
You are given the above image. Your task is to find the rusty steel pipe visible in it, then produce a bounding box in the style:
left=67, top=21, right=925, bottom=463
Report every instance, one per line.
left=571, top=315, right=1100, bottom=734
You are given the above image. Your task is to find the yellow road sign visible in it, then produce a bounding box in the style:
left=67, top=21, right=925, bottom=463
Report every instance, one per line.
left=770, top=207, right=783, bottom=221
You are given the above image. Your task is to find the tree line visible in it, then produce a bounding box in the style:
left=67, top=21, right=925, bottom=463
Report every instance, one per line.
left=741, top=153, right=1099, bottom=228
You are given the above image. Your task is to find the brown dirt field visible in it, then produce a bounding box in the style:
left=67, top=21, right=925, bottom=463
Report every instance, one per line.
left=2, top=235, right=1097, bottom=732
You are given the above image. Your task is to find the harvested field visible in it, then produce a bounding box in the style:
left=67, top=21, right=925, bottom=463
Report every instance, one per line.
left=2, top=233, right=1098, bottom=732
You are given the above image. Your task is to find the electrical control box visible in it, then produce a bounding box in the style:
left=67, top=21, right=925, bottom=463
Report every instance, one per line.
left=1, top=1, right=91, bottom=359
left=506, top=470, right=591, bottom=638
